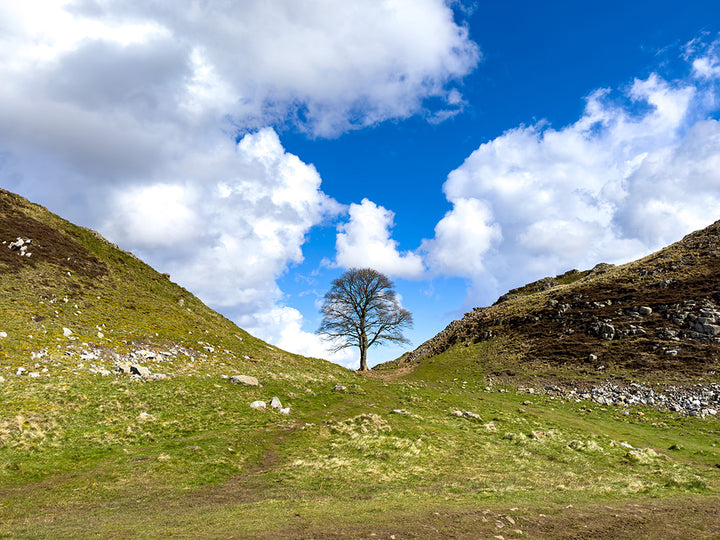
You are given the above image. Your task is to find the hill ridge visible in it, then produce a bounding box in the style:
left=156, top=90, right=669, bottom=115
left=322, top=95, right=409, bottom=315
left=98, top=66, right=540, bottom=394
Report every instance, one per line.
left=384, top=219, right=720, bottom=381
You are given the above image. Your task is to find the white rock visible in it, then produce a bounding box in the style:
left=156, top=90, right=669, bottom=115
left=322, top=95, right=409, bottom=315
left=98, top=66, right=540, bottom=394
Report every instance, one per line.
left=270, top=396, right=282, bottom=409
left=0, top=376, right=5, bottom=383
left=279, top=407, right=290, bottom=414
left=29, top=372, right=40, bottom=378
left=250, top=401, right=266, bottom=410
left=16, top=367, right=27, bottom=376
left=0, top=331, right=7, bottom=338
left=62, top=327, right=73, bottom=337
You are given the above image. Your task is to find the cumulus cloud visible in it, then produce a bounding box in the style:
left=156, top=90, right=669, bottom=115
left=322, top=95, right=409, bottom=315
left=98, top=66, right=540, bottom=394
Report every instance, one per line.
left=424, top=39, right=720, bottom=301
left=0, top=1, right=480, bottom=361
left=103, top=128, right=341, bottom=310
left=3, top=0, right=481, bottom=137
left=335, top=198, right=425, bottom=279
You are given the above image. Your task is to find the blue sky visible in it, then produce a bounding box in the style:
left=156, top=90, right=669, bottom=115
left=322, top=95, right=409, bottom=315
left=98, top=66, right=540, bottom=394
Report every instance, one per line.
left=2, top=1, right=720, bottom=368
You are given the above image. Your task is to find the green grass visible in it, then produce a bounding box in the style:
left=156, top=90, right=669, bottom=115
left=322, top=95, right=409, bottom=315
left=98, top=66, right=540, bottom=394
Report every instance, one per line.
left=1, top=348, right=718, bottom=537
left=1, top=190, right=719, bottom=537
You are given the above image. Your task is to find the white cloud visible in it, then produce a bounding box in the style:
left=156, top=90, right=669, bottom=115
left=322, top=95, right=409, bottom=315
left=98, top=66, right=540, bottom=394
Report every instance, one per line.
left=103, top=128, right=341, bottom=310
left=247, top=306, right=357, bottom=369
left=0, top=0, right=480, bottom=137
left=425, top=39, right=720, bottom=302
left=0, top=1, right=480, bottom=363
left=422, top=198, right=500, bottom=277
left=335, top=198, right=425, bottom=279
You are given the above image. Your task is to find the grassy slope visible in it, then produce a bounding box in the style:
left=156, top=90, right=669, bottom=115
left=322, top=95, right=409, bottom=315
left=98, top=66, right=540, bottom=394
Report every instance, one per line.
left=1, top=189, right=719, bottom=538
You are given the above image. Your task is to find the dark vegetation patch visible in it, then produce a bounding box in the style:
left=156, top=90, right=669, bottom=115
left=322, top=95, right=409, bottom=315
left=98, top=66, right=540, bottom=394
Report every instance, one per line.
left=0, top=189, right=107, bottom=279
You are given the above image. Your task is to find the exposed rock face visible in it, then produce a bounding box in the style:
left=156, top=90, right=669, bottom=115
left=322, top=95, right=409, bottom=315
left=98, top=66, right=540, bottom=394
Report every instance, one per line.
left=393, top=219, right=720, bottom=378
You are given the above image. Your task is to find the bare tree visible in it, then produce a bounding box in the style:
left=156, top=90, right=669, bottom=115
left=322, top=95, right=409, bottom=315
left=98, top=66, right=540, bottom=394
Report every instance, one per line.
left=317, top=268, right=413, bottom=371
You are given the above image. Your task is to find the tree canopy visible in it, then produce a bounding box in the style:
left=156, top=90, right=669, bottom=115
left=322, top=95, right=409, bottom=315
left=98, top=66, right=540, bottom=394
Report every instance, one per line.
left=317, top=268, right=413, bottom=371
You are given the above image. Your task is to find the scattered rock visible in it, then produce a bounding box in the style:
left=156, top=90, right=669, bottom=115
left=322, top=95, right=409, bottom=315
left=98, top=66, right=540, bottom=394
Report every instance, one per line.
left=270, top=396, right=283, bottom=409
left=333, top=385, right=347, bottom=392
left=229, top=375, right=259, bottom=386
left=279, top=407, right=291, bottom=414
left=250, top=401, right=266, bottom=410
left=0, top=376, right=5, bottom=383
left=16, top=367, right=27, bottom=376
left=0, top=331, right=6, bottom=338
left=62, top=327, right=73, bottom=337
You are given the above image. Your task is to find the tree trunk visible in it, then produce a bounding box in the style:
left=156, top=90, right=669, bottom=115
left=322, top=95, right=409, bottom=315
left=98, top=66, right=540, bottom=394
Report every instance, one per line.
left=359, top=343, right=368, bottom=371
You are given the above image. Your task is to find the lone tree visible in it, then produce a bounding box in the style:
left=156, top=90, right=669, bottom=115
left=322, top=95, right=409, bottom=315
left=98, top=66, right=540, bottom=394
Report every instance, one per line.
left=317, top=268, right=413, bottom=371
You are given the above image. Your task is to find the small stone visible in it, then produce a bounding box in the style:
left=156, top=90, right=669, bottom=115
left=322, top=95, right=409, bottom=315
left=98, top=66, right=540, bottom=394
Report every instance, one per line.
left=16, top=367, right=27, bottom=376
left=638, top=306, right=653, bottom=316
left=62, top=327, right=73, bottom=337
left=0, top=331, right=7, bottom=338
left=97, top=332, right=104, bottom=338
left=463, top=411, right=481, bottom=419
left=279, top=407, right=290, bottom=414
left=250, top=400, right=266, bottom=410
left=28, top=372, right=40, bottom=378
left=0, top=376, right=5, bottom=383
left=270, top=396, right=282, bottom=409
left=333, top=385, right=347, bottom=392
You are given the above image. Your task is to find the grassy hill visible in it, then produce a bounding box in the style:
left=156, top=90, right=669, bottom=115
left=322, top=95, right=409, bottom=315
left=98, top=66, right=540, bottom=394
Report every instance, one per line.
left=1, top=189, right=719, bottom=538
left=385, top=220, right=720, bottom=385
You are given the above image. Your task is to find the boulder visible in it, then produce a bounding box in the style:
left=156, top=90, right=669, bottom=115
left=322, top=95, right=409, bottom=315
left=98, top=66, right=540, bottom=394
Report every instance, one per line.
left=270, top=396, right=283, bottom=409
left=130, top=365, right=151, bottom=377
left=250, top=400, right=266, bottom=410
left=115, top=362, right=132, bottom=374
left=229, top=375, right=259, bottom=386
left=599, top=323, right=615, bottom=340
